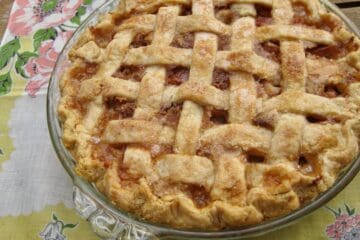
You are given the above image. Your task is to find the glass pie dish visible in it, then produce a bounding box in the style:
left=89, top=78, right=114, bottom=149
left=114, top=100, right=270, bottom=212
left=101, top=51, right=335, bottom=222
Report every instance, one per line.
left=47, top=0, right=360, bottom=239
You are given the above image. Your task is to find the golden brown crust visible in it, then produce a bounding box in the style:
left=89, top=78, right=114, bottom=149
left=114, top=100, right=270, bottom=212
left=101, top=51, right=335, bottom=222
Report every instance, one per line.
left=59, top=0, right=360, bottom=229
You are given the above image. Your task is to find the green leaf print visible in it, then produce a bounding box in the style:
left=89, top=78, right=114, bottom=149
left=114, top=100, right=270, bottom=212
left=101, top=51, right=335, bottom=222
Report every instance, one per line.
left=345, top=204, right=356, bottom=216
left=42, top=0, right=58, bottom=12
left=71, top=6, right=87, bottom=25
left=77, top=6, right=86, bottom=15
left=70, top=15, right=81, bottom=25
left=84, top=0, right=92, bottom=5
left=15, top=52, right=38, bottom=78
left=0, top=72, right=12, bottom=96
left=0, top=38, right=20, bottom=70
left=63, top=223, right=78, bottom=229
left=33, top=28, right=57, bottom=51
left=0, top=148, right=3, bottom=155
left=52, top=213, right=58, bottom=221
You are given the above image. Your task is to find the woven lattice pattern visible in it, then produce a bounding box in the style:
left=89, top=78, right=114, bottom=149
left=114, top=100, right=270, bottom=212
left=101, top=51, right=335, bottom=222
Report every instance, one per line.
left=59, top=0, right=360, bottom=229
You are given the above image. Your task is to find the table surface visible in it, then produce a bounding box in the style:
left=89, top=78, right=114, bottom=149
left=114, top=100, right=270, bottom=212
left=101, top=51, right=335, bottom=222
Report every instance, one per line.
left=0, top=0, right=359, bottom=38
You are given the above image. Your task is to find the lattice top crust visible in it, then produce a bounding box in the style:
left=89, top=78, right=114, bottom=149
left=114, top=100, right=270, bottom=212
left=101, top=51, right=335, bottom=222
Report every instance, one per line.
left=59, top=0, right=360, bottom=229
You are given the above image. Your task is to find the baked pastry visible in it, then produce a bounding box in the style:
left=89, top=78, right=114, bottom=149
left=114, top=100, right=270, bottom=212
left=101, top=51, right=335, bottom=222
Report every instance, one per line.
left=58, top=0, right=360, bottom=229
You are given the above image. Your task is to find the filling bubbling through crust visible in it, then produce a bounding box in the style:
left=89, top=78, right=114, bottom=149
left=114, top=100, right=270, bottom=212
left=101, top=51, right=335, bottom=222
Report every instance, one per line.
left=96, top=97, right=136, bottom=134
left=292, top=2, right=342, bottom=32
left=218, top=35, right=231, bottom=51
left=171, top=32, right=195, bottom=49
left=112, top=65, right=146, bottom=81
left=215, top=5, right=235, bottom=25
left=151, top=181, right=210, bottom=208
left=254, top=41, right=281, bottom=63
left=130, top=32, right=153, bottom=48
left=256, top=78, right=282, bottom=98
left=104, top=97, right=136, bottom=119
left=166, top=66, right=190, bottom=85
left=70, top=62, right=99, bottom=82
left=307, top=38, right=359, bottom=60
left=156, top=103, right=183, bottom=128
left=90, top=25, right=116, bottom=48
left=212, top=68, right=230, bottom=90
left=92, top=143, right=125, bottom=169
left=185, top=184, right=210, bottom=208
left=306, top=56, right=360, bottom=98
left=255, top=4, right=273, bottom=27
left=67, top=62, right=100, bottom=114
left=202, top=106, right=229, bottom=129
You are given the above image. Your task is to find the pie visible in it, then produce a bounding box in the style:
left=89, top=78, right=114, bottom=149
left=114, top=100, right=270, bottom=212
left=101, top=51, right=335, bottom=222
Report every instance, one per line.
left=58, top=0, right=360, bottom=229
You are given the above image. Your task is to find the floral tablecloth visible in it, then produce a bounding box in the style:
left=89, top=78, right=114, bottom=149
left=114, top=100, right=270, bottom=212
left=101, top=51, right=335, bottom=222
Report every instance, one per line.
left=0, top=1, right=359, bottom=239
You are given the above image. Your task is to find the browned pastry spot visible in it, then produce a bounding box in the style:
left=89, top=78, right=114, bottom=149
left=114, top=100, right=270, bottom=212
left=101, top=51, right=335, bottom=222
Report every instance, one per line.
left=92, top=143, right=125, bottom=168
left=184, top=184, right=210, bottom=208
left=90, top=26, right=116, bottom=48
left=157, top=103, right=183, bottom=128
left=307, top=38, right=359, bottom=60
left=130, top=32, right=153, bottom=48
left=112, top=10, right=135, bottom=26
left=68, top=98, right=88, bottom=115
left=263, top=171, right=283, bottom=188
left=112, top=65, right=146, bottom=81
left=171, top=33, right=195, bottom=49
left=70, top=62, right=99, bottom=81
left=112, top=14, right=126, bottom=26
left=255, top=4, right=273, bottom=27
left=212, top=68, right=230, bottom=90
left=254, top=41, right=281, bottom=63
left=166, top=66, right=190, bottom=85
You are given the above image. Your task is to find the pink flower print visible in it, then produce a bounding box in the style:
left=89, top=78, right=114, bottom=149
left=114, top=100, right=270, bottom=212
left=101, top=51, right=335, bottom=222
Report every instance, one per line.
left=335, top=215, right=356, bottom=233
left=352, top=215, right=360, bottom=227
left=325, top=205, right=359, bottom=239
left=23, top=31, right=72, bottom=97
left=9, top=0, right=82, bottom=36
left=25, top=79, right=48, bottom=97
left=326, top=223, right=345, bottom=239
